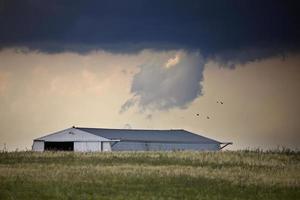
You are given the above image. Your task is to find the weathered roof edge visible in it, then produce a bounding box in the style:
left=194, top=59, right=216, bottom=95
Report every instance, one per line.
left=75, top=126, right=186, bottom=132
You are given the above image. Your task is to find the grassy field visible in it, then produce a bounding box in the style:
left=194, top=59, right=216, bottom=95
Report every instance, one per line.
left=0, top=151, right=299, bottom=200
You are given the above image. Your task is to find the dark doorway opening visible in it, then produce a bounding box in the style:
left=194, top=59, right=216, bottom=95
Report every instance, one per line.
left=44, top=142, right=74, bottom=151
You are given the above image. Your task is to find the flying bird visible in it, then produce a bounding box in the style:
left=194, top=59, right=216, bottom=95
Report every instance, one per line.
left=196, top=113, right=200, bottom=116
left=217, top=100, right=224, bottom=104
left=206, top=116, right=210, bottom=119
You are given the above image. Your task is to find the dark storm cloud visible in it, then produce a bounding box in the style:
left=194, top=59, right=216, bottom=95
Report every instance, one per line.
left=210, top=48, right=289, bottom=69
left=1, top=0, right=299, bottom=57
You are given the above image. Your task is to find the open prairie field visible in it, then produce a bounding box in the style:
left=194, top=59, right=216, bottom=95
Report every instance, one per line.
left=0, top=151, right=299, bottom=200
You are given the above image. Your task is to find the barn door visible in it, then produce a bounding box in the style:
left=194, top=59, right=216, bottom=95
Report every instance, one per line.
left=44, top=142, right=74, bottom=151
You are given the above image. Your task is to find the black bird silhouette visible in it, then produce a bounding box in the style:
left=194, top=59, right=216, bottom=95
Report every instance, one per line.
left=217, top=100, right=224, bottom=104
left=196, top=113, right=200, bottom=116
left=206, top=116, right=210, bottom=119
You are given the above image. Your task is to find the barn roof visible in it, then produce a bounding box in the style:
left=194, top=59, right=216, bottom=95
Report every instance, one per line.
left=34, top=128, right=113, bottom=142
left=76, top=127, right=221, bottom=144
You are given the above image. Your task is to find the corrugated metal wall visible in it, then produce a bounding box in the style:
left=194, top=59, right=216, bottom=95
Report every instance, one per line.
left=32, top=141, right=44, bottom=151
left=73, top=142, right=111, bottom=152
left=33, top=141, right=220, bottom=152
left=74, top=142, right=100, bottom=152
left=112, top=142, right=220, bottom=151
left=103, top=142, right=112, bottom=151
left=32, top=141, right=112, bottom=152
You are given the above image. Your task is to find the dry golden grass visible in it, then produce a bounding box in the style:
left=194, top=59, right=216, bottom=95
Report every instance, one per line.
left=0, top=151, right=299, bottom=199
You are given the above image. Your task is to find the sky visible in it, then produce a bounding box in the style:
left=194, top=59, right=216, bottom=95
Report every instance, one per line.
left=0, top=0, right=299, bottom=150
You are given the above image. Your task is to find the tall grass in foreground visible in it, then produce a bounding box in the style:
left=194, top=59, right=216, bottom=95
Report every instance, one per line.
left=0, top=151, right=299, bottom=200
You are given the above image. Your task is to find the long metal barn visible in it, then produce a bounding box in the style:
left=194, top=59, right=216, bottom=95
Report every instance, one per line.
left=32, top=127, right=232, bottom=152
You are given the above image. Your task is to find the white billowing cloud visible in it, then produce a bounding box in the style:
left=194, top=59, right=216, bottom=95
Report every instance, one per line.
left=121, top=51, right=205, bottom=112
left=165, top=53, right=181, bottom=68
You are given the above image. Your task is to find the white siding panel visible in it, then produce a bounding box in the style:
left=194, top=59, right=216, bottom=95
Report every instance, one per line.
left=74, top=142, right=84, bottom=152
left=74, top=141, right=103, bottom=152
left=32, top=141, right=44, bottom=151
left=86, top=142, right=100, bottom=152
left=103, top=142, right=111, bottom=152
